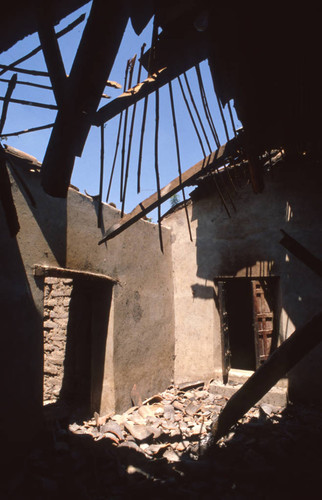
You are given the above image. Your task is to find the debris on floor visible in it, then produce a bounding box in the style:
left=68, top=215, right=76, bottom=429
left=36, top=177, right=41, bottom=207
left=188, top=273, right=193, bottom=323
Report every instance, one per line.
left=4, top=382, right=322, bottom=499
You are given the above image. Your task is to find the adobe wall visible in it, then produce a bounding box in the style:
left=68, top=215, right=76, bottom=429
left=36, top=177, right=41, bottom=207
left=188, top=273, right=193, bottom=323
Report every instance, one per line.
left=43, top=277, right=73, bottom=404
left=165, top=159, right=322, bottom=406
left=0, top=157, right=174, bottom=450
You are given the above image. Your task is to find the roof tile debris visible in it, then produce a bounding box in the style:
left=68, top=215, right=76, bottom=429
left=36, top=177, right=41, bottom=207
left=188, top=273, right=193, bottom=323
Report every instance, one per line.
left=6, top=382, right=322, bottom=498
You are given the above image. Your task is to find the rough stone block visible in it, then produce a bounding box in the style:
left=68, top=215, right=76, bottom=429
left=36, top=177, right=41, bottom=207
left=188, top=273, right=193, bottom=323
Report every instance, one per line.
left=50, top=309, right=68, bottom=319
left=45, top=277, right=60, bottom=285
left=44, top=365, right=59, bottom=376
left=45, top=299, right=57, bottom=307
left=44, top=320, right=57, bottom=329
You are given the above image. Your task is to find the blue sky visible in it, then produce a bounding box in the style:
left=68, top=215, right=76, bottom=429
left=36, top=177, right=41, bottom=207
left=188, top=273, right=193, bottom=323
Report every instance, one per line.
left=0, top=2, right=241, bottom=219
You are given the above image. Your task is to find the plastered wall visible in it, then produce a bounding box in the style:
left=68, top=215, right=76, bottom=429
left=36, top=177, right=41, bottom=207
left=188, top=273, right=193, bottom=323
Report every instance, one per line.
left=0, top=159, right=175, bottom=450
left=165, top=159, right=322, bottom=405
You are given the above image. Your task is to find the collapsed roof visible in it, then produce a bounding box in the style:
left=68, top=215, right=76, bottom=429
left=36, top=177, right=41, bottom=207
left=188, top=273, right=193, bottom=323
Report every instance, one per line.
left=1, top=1, right=320, bottom=202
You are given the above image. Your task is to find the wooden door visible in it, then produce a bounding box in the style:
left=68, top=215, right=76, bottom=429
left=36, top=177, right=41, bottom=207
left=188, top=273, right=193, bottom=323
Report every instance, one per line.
left=218, top=281, right=231, bottom=383
left=252, top=280, right=274, bottom=368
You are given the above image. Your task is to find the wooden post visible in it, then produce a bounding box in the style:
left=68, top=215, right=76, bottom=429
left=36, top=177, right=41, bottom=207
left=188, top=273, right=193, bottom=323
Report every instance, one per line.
left=41, top=0, right=129, bottom=198
left=211, top=311, right=322, bottom=441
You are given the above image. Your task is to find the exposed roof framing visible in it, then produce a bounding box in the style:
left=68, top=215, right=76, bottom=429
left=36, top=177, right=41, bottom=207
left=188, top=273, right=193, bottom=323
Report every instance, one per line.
left=41, top=0, right=129, bottom=197
left=1, top=0, right=322, bottom=205
left=0, top=0, right=89, bottom=54
left=98, top=137, right=239, bottom=244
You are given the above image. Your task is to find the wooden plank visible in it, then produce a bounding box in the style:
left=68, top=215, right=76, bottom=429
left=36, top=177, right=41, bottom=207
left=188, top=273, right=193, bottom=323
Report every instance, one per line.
left=41, top=0, right=129, bottom=198
left=33, top=265, right=119, bottom=284
left=37, top=9, right=67, bottom=107
left=98, top=137, right=238, bottom=244
left=211, top=311, right=322, bottom=441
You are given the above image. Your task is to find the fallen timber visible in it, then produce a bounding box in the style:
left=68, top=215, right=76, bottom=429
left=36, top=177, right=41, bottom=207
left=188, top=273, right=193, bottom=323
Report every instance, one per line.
left=98, top=137, right=239, bottom=245
left=211, top=311, right=322, bottom=441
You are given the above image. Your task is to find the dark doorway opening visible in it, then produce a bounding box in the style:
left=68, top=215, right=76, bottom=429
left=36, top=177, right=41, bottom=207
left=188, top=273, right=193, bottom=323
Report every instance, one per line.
left=60, top=278, right=113, bottom=416
left=226, top=280, right=256, bottom=370
left=218, top=277, right=280, bottom=377
left=42, top=268, right=114, bottom=419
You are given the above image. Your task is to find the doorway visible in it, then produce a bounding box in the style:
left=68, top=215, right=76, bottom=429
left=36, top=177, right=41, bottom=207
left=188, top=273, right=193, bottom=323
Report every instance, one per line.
left=42, top=268, right=114, bottom=417
left=218, top=277, right=280, bottom=379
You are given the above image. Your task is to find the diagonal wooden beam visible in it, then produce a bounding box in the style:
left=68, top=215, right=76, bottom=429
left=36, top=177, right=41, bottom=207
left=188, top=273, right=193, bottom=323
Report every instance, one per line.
left=0, top=74, right=17, bottom=135
left=98, top=137, right=239, bottom=245
left=94, top=67, right=171, bottom=126
left=41, top=0, right=129, bottom=198
left=0, top=13, right=85, bottom=77
left=280, top=230, right=322, bottom=279
left=37, top=8, right=67, bottom=108
left=93, top=33, right=208, bottom=126
left=211, top=311, right=322, bottom=442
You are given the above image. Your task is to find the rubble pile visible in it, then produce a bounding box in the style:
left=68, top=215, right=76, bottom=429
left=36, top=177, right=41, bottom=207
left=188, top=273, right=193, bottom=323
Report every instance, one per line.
left=69, top=383, right=221, bottom=461
left=4, top=383, right=322, bottom=499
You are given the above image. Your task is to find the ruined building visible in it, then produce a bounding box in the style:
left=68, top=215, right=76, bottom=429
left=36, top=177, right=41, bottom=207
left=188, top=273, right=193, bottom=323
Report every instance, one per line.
left=1, top=1, right=322, bottom=461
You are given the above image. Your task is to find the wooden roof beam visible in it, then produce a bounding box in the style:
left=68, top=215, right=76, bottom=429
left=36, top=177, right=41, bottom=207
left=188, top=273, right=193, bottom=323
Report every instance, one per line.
left=37, top=7, right=67, bottom=108
left=41, top=0, right=129, bottom=198
left=98, top=137, right=239, bottom=244
left=93, top=33, right=208, bottom=126
left=94, top=67, right=173, bottom=126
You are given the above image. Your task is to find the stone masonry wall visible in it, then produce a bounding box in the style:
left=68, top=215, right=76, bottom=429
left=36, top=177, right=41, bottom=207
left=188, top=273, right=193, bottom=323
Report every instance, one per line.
left=43, top=277, right=73, bottom=404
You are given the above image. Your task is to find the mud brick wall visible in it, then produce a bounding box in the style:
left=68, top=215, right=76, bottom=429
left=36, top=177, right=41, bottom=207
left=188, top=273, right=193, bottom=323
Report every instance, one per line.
left=43, top=277, right=73, bottom=404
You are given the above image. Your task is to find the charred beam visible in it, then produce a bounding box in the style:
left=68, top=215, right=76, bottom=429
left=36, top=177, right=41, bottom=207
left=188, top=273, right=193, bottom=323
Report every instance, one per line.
left=211, top=311, right=322, bottom=441
left=98, top=137, right=238, bottom=244
left=280, top=230, right=322, bottom=279
left=41, top=0, right=128, bottom=198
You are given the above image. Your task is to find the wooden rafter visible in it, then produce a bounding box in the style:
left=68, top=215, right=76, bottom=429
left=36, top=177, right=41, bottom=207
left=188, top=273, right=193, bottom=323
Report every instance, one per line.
left=98, top=137, right=239, bottom=245
left=0, top=13, right=85, bottom=77
left=0, top=74, right=17, bottom=135
left=37, top=8, right=67, bottom=107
